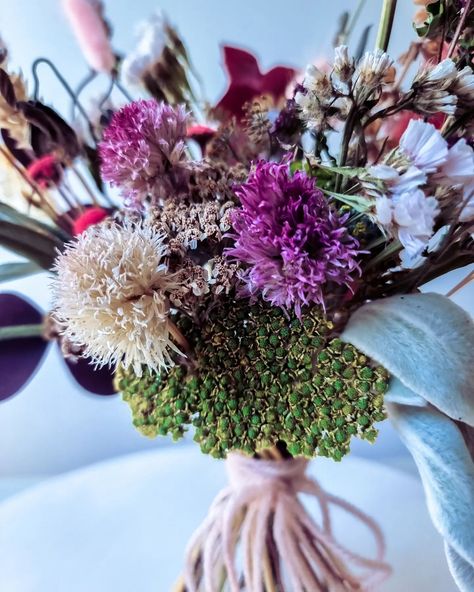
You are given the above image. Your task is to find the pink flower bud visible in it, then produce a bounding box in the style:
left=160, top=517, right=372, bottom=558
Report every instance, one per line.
left=62, top=0, right=115, bottom=73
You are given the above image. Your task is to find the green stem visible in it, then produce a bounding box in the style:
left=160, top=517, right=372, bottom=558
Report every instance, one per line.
left=0, top=324, right=45, bottom=341
left=375, top=0, right=398, bottom=52
left=335, top=102, right=357, bottom=192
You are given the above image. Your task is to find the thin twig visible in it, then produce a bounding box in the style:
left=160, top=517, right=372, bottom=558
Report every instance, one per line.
left=447, top=0, right=473, bottom=59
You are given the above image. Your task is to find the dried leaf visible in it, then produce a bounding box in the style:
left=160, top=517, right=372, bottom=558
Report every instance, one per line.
left=0, top=220, right=61, bottom=270
left=1, top=129, right=32, bottom=167
left=0, top=68, right=16, bottom=107
left=18, top=101, right=81, bottom=159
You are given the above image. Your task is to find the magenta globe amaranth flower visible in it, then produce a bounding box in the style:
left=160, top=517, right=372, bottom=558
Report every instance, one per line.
left=227, top=161, right=362, bottom=315
left=99, top=99, right=188, bottom=205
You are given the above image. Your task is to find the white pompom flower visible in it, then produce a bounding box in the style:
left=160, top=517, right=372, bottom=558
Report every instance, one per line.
left=52, top=219, right=184, bottom=376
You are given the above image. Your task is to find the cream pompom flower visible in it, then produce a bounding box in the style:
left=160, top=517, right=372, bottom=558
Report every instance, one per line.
left=52, top=219, right=184, bottom=376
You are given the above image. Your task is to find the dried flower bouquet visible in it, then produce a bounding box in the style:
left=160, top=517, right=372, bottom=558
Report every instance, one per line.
left=0, top=0, right=473, bottom=590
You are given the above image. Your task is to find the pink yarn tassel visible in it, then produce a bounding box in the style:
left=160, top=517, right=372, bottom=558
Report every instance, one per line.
left=181, top=453, right=391, bottom=592
left=62, top=0, right=115, bottom=73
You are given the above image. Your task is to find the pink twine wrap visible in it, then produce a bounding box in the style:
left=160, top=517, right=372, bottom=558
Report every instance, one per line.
left=183, top=453, right=391, bottom=592
left=62, top=0, right=115, bottom=73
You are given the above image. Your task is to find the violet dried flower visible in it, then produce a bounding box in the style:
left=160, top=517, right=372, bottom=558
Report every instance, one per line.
left=226, top=161, right=362, bottom=315
left=99, top=100, right=189, bottom=206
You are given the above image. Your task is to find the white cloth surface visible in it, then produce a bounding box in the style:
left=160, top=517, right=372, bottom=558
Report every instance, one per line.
left=342, top=293, right=474, bottom=592
left=0, top=447, right=458, bottom=592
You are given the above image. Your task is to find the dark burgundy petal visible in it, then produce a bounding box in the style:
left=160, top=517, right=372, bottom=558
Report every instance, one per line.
left=261, top=66, right=297, bottom=101
left=215, top=46, right=297, bottom=119
left=64, top=355, right=116, bottom=396
left=221, top=46, right=262, bottom=87
left=216, top=84, right=263, bottom=120
left=0, top=293, right=48, bottom=401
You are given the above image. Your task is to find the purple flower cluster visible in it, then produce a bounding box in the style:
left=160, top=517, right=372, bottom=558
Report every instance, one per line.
left=99, top=100, right=188, bottom=206
left=227, top=161, right=361, bottom=315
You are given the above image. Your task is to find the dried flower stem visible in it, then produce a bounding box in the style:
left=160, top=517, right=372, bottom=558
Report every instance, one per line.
left=167, top=319, right=190, bottom=352
left=375, top=0, right=398, bottom=52
left=445, top=270, right=474, bottom=297
left=31, top=57, right=98, bottom=143
left=0, top=323, right=44, bottom=341
left=447, top=0, right=473, bottom=59
left=0, top=146, right=72, bottom=230
left=70, top=166, right=100, bottom=206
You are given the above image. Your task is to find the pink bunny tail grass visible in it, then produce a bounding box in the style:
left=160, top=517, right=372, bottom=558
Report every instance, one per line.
left=176, top=451, right=391, bottom=592
left=62, top=0, right=115, bottom=73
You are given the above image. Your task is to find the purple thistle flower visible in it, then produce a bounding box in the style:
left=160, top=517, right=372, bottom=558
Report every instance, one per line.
left=99, top=100, right=188, bottom=206
left=226, top=161, right=361, bottom=316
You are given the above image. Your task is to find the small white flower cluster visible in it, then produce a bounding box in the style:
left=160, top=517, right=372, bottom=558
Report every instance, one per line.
left=370, top=119, right=474, bottom=268
left=412, top=59, right=474, bottom=116
left=295, top=46, right=392, bottom=133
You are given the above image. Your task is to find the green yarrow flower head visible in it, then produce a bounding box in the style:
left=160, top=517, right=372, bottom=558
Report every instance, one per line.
left=117, top=296, right=389, bottom=461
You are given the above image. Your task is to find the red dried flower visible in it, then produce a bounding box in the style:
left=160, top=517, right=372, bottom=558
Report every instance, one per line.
left=72, top=206, right=109, bottom=235
left=26, top=154, right=62, bottom=188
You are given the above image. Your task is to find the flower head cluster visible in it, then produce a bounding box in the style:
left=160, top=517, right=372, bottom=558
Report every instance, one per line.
left=295, top=47, right=392, bottom=132
left=99, top=100, right=188, bottom=205
left=118, top=297, right=388, bottom=460
left=52, top=219, right=184, bottom=376
left=227, top=161, right=362, bottom=315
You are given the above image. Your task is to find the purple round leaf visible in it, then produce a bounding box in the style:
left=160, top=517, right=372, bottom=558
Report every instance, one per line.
left=64, top=355, right=116, bottom=396
left=0, top=293, right=48, bottom=402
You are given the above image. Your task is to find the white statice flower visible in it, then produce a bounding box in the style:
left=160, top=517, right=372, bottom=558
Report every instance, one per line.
left=399, top=119, right=448, bottom=173
left=374, top=188, right=440, bottom=265
left=460, top=181, right=474, bottom=222
left=369, top=164, right=427, bottom=195
left=393, top=190, right=439, bottom=244
left=375, top=195, right=393, bottom=226
left=333, top=45, right=354, bottom=83
left=399, top=225, right=449, bottom=269
left=353, top=49, right=393, bottom=103
left=437, top=139, right=474, bottom=185
left=121, top=12, right=167, bottom=86
left=52, top=219, right=184, bottom=376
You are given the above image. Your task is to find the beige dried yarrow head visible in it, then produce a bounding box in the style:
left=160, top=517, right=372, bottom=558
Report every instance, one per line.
left=52, top=219, right=184, bottom=376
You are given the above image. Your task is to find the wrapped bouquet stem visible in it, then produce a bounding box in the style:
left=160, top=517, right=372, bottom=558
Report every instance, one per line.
left=176, top=448, right=390, bottom=592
